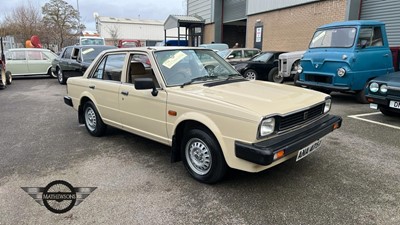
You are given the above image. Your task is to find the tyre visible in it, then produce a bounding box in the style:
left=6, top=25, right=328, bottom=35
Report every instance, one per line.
left=355, top=83, right=369, bottom=104
left=57, top=68, right=66, bottom=84
left=380, top=107, right=400, bottom=117
left=5, top=71, right=12, bottom=85
left=267, top=67, right=283, bottom=83
left=48, top=68, right=57, bottom=78
left=181, top=128, right=228, bottom=184
left=293, top=73, right=300, bottom=86
left=244, top=69, right=258, bottom=80
left=83, top=101, right=107, bottom=137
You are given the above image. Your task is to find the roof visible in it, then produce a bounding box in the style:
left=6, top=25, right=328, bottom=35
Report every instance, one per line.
left=319, top=20, right=385, bottom=29
left=97, top=16, right=164, bottom=25
left=164, top=15, right=205, bottom=30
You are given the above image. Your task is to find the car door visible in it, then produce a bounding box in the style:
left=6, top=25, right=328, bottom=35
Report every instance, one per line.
left=59, top=47, right=73, bottom=76
left=6, top=50, right=29, bottom=75
left=86, top=53, right=126, bottom=127
left=26, top=50, right=50, bottom=74
left=118, top=53, right=168, bottom=143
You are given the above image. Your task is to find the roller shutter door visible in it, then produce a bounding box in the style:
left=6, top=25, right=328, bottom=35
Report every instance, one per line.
left=360, top=0, right=400, bottom=46
left=223, top=0, right=246, bottom=23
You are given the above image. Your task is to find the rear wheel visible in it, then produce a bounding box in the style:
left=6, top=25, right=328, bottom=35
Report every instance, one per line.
left=268, top=67, right=283, bottom=83
left=5, top=71, right=12, bottom=85
left=48, top=68, right=57, bottom=78
left=181, top=128, right=228, bottom=184
left=83, top=101, right=107, bottom=136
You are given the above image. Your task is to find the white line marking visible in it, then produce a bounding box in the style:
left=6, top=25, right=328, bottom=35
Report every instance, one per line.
left=348, top=112, right=400, bottom=130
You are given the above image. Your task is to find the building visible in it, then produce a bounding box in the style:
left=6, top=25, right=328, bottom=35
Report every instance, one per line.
left=187, top=0, right=400, bottom=51
left=95, top=15, right=185, bottom=46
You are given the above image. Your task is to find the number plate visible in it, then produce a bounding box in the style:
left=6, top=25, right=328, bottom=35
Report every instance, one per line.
left=389, top=100, right=400, bottom=109
left=296, top=139, right=322, bottom=162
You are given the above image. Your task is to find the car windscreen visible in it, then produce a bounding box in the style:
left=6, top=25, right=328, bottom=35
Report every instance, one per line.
left=80, top=38, right=105, bottom=45
left=250, top=52, right=273, bottom=62
left=81, top=47, right=114, bottom=62
left=154, top=49, right=241, bottom=87
left=309, top=27, right=356, bottom=48
left=217, top=49, right=230, bottom=58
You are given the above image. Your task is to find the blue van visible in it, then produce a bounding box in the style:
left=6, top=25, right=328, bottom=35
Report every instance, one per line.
left=297, top=20, right=394, bottom=103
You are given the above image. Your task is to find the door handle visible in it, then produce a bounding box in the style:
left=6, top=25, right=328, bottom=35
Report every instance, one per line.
left=89, top=85, right=95, bottom=89
left=384, top=54, right=389, bottom=57
left=121, top=90, right=129, bottom=96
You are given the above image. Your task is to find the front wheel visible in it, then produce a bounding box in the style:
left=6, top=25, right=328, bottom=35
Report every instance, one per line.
left=268, top=67, right=283, bottom=83
left=5, top=71, right=12, bottom=85
left=83, top=101, right=107, bottom=137
left=244, top=69, right=258, bottom=80
left=57, top=68, right=66, bottom=84
left=380, top=107, right=400, bottom=117
left=181, top=129, right=228, bottom=184
left=48, top=68, right=57, bottom=78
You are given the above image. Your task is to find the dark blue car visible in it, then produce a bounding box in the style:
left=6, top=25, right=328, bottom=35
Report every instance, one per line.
left=366, top=71, right=400, bottom=116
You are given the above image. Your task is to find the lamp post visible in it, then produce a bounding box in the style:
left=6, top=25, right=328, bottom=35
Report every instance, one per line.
left=76, top=0, right=81, bottom=34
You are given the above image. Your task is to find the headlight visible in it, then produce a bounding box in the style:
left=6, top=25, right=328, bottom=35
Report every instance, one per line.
left=324, top=98, right=331, bottom=113
left=337, top=68, right=346, bottom=77
left=259, top=117, right=275, bottom=137
left=297, top=65, right=303, bottom=74
left=380, top=84, right=388, bottom=93
left=369, top=82, right=379, bottom=92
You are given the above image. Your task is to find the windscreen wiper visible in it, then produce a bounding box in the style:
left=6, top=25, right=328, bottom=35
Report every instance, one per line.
left=181, top=75, right=218, bottom=88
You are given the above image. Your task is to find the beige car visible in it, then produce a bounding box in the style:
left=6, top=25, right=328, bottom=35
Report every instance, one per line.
left=217, top=48, right=261, bottom=64
left=5, top=48, right=57, bottom=77
left=64, top=47, right=342, bottom=183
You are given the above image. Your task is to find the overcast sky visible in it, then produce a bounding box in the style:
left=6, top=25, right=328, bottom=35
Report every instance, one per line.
left=2, top=0, right=187, bottom=30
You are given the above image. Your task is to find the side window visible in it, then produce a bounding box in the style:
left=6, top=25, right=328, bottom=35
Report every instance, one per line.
left=358, top=27, right=383, bottom=48
left=91, top=54, right=125, bottom=81
left=128, top=53, right=159, bottom=87
left=14, top=51, right=26, bottom=60
left=62, top=47, right=73, bottom=59
left=231, top=50, right=242, bottom=59
left=27, top=51, right=43, bottom=60
left=244, top=50, right=258, bottom=58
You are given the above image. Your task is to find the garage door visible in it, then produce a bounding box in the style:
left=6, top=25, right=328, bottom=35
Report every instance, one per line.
left=360, top=0, right=400, bottom=46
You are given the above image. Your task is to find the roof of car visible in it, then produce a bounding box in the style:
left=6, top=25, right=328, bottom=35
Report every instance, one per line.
left=319, top=20, right=385, bottom=29
left=102, top=46, right=217, bottom=53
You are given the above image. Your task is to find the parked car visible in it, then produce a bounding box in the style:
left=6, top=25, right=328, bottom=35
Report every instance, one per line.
left=217, top=48, right=261, bottom=64
left=64, top=47, right=342, bottom=183
left=4, top=48, right=57, bottom=77
left=199, top=43, right=229, bottom=51
left=0, top=37, right=12, bottom=89
left=366, top=71, right=400, bottom=116
left=52, top=45, right=116, bottom=84
left=234, top=51, right=286, bottom=82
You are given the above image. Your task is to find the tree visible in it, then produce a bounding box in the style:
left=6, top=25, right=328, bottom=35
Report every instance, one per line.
left=42, top=0, right=85, bottom=48
left=2, top=3, right=44, bottom=46
left=107, top=25, right=119, bottom=46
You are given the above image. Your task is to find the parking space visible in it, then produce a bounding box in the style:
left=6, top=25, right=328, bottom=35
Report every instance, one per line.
left=1, top=78, right=399, bottom=225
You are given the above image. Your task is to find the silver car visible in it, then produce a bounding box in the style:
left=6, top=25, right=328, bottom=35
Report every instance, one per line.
left=5, top=48, right=58, bottom=77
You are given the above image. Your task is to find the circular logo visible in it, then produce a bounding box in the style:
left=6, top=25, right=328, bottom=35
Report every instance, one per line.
left=42, top=180, right=76, bottom=214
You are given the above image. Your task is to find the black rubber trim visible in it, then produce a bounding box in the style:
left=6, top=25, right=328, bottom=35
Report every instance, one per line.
left=296, top=80, right=351, bottom=91
left=203, top=78, right=247, bottom=87
left=64, top=96, right=73, bottom=107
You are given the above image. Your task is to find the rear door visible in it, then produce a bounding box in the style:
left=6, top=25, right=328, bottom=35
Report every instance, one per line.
left=86, top=53, right=126, bottom=127
left=59, top=47, right=74, bottom=76
left=26, top=50, right=50, bottom=74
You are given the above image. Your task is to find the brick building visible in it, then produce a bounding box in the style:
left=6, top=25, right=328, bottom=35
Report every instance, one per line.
left=187, top=0, right=400, bottom=51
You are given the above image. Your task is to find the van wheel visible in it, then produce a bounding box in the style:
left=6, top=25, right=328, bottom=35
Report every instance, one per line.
left=268, top=67, right=283, bottom=83
left=181, top=128, right=228, bottom=184
left=355, top=84, right=369, bottom=104
left=5, top=71, right=12, bottom=85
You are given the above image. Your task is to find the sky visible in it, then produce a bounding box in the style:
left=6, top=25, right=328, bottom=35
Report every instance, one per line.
left=2, top=0, right=187, bottom=31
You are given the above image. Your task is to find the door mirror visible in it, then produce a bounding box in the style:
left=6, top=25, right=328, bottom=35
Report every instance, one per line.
left=227, top=54, right=235, bottom=59
left=134, top=77, right=158, bottom=96
left=71, top=48, right=80, bottom=60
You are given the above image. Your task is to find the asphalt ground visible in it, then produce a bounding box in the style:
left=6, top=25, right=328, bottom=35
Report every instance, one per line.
left=0, top=77, right=399, bottom=225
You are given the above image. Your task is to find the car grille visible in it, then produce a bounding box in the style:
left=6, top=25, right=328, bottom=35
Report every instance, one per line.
left=387, top=86, right=400, bottom=96
left=305, top=74, right=332, bottom=84
left=278, top=103, right=325, bottom=131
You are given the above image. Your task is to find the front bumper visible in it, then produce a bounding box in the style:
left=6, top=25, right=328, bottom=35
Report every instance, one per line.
left=366, top=94, right=400, bottom=109
left=64, top=96, right=73, bottom=107
left=235, top=115, right=342, bottom=166
left=296, top=80, right=350, bottom=92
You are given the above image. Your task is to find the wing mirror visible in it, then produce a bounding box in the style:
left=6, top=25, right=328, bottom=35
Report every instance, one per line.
left=134, top=77, right=158, bottom=96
